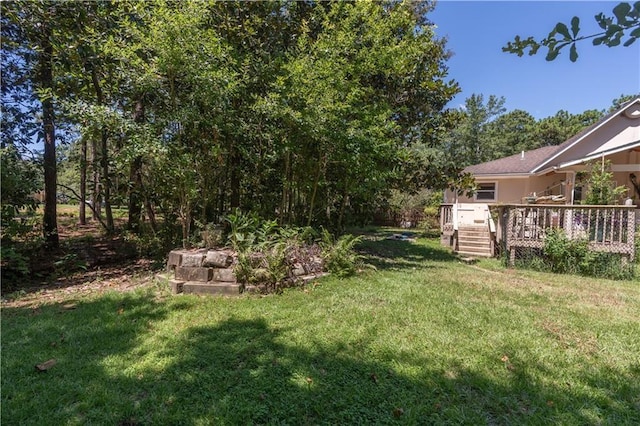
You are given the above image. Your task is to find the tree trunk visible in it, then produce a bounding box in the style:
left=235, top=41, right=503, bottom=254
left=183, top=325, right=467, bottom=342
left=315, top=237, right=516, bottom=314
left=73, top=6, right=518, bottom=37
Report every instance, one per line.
left=88, top=63, right=113, bottom=232
left=337, top=190, right=349, bottom=232
left=79, top=137, right=87, bottom=224
left=280, top=150, right=290, bottom=225
left=92, top=138, right=101, bottom=220
left=230, top=149, right=240, bottom=209
left=127, top=156, right=143, bottom=232
left=307, top=157, right=323, bottom=227
left=100, top=128, right=114, bottom=232
left=143, top=191, right=157, bottom=233
left=40, top=13, right=58, bottom=248
left=127, top=98, right=144, bottom=232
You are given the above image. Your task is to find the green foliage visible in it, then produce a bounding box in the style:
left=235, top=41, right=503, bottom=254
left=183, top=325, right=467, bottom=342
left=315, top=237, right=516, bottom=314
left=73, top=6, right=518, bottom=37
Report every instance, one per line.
left=583, top=160, right=628, bottom=205
left=122, top=224, right=182, bottom=261
left=223, top=210, right=322, bottom=289
left=446, top=94, right=506, bottom=167
left=504, top=1, right=640, bottom=61
left=543, top=228, right=590, bottom=274
left=0, top=146, right=40, bottom=239
left=223, top=209, right=265, bottom=252
left=320, top=229, right=363, bottom=277
left=520, top=228, right=637, bottom=279
left=53, top=253, right=88, bottom=274
left=0, top=245, right=30, bottom=288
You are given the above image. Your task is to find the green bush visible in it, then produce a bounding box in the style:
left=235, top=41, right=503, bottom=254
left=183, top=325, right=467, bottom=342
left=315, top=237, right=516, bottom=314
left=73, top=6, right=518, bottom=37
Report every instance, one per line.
left=320, top=229, right=363, bottom=277
left=0, top=245, right=30, bottom=289
left=543, top=228, right=589, bottom=274
left=524, top=228, right=637, bottom=280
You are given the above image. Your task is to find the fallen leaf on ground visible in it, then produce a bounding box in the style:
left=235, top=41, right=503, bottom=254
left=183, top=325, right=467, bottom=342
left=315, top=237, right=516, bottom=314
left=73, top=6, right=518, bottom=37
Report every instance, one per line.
left=35, top=359, right=57, bottom=372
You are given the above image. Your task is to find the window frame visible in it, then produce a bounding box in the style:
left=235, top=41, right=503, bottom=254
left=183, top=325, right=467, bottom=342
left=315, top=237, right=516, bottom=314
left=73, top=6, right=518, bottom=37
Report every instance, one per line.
left=474, top=182, right=497, bottom=202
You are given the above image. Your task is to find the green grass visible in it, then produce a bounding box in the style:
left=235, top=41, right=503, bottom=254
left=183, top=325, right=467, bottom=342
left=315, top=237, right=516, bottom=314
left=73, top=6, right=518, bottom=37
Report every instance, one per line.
left=2, top=235, right=640, bottom=425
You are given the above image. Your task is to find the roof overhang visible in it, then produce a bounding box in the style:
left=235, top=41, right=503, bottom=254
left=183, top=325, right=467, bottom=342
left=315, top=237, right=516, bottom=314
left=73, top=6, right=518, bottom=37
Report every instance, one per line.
left=531, top=97, right=640, bottom=174
left=535, top=139, right=640, bottom=174
left=472, top=174, right=531, bottom=180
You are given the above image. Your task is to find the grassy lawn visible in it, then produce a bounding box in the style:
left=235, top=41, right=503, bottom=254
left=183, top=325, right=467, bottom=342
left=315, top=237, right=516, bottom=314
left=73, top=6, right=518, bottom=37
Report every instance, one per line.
left=2, top=233, right=639, bottom=425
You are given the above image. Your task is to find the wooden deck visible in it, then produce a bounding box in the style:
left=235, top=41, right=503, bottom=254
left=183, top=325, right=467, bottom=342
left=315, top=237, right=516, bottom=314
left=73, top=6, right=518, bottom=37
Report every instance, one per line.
left=440, top=204, right=637, bottom=264
left=495, top=204, right=636, bottom=264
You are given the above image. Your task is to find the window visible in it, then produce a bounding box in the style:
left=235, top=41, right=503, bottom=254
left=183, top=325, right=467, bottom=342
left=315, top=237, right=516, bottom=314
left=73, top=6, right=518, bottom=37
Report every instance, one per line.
left=475, top=182, right=496, bottom=201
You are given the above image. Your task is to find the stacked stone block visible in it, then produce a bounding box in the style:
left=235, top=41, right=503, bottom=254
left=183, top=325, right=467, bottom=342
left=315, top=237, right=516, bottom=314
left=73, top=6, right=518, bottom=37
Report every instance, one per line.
left=165, top=248, right=326, bottom=296
left=167, top=248, right=241, bottom=295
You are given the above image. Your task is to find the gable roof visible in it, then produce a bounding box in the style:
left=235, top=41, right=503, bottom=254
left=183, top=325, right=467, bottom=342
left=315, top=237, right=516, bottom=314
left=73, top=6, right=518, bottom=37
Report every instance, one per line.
left=532, top=96, right=640, bottom=173
left=463, top=96, right=640, bottom=178
left=464, top=145, right=560, bottom=176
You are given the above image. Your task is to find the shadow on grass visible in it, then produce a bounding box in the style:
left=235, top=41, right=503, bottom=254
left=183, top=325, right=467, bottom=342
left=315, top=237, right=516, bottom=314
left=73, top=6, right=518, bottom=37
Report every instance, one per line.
left=357, top=237, right=457, bottom=271
left=4, top=298, right=638, bottom=424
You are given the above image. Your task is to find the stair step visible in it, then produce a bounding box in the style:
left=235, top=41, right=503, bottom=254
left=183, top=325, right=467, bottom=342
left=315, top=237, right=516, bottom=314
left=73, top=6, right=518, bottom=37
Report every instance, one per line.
left=458, top=241, right=491, bottom=248
left=457, top=250, right=493, bottom=258
left=458, top=231, right=490, bottom=237
left=459, top=227, right=489, bottom=232
left=458, top=243, right=492, bottom=251
left=458, top=245, right=491, bottom=252
left=182, top=281, right=243, bottom=296
left=458, top=235, right=490, bottom=242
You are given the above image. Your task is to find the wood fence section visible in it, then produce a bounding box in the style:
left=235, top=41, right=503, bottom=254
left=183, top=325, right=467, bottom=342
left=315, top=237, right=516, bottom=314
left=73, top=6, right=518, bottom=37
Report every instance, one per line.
left=493, top=204, right=636, bottom=264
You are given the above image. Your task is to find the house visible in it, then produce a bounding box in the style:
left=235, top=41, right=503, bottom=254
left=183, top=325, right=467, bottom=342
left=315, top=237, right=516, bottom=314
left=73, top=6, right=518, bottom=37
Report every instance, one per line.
left=445, top=96, right=640, bottom=206
left=440, top=97, right=639, bottom=261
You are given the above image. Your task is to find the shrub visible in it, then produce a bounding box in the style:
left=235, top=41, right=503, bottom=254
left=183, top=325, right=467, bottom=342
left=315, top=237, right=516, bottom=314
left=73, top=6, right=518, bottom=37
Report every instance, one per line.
left=320, top=229, right=363, bottom=277
left=543, top=228, right=589, bottom=274
left=517, top=228, right=637, bottom=280
left=0, top=245, right=30, bottom=290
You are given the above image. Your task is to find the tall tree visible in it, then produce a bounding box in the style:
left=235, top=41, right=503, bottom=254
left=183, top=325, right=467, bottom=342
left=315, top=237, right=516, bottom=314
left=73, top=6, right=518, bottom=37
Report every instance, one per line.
left=446, top=94, right=506, bottom=167
left=2, top=1, right=61, bottom=247
left=484, top=109, right=537, bottom=158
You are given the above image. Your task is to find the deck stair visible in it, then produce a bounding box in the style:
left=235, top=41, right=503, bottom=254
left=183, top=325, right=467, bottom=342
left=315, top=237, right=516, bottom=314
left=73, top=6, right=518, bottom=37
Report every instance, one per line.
left=457, top=225, right=492, bottom=257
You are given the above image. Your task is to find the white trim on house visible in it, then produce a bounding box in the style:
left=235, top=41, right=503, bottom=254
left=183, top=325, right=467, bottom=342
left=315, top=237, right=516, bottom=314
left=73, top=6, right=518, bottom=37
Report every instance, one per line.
left=531, top=98, right=640, bottom=174
left=535, top=139, right=640, bottom=173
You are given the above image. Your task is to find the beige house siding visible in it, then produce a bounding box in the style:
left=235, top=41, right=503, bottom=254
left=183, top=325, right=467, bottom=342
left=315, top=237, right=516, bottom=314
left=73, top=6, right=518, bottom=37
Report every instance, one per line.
left=449, top=173, right=571, bottom=204
left=549, top=118, right=639, bottom=166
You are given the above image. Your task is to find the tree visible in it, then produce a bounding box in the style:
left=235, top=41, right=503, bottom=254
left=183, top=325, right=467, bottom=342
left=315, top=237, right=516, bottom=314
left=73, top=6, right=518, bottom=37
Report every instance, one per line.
left=583, top=160, right=628, bottom=205
left=446, top=94, right=506, bottom=167
left=0, top=146, right=41, bottom=239
left=533, top=109, right=602, bottom=147
left=2, top=1, right=62, bottom=247
left=503, top=1, right=640, bottom=61
left=484, top=109, right=537, bottom=158
left=609, top=93, right=640, bottom=111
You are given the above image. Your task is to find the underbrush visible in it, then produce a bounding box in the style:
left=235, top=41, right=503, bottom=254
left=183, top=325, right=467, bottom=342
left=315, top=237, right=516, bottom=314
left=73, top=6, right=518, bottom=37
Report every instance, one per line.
left=512, top=228, right=636, bottom=280
left=223, top=210, right=363, bottom=292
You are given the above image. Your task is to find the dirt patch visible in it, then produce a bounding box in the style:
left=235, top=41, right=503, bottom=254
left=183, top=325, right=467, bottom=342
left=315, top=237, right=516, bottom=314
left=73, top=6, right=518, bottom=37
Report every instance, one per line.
left=2, top=259, right=158, bottom=309
left=2, top=216, right=162, bottom=308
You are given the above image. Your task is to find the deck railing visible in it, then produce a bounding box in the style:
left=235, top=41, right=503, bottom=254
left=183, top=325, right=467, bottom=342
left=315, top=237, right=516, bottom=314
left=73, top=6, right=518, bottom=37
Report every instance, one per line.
left=494, top=204, right=636, bottom=264
left=440, top=203, right=454, bottom=235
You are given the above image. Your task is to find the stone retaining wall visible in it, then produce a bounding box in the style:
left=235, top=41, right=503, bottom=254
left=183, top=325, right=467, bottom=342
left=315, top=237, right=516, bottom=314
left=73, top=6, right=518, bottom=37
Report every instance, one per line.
left=165, top=247, right=325, bottom=295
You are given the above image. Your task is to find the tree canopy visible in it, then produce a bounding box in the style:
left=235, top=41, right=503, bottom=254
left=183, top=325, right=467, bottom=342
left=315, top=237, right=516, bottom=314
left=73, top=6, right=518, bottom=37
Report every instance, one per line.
left=1, top=0, right=462, bottom=244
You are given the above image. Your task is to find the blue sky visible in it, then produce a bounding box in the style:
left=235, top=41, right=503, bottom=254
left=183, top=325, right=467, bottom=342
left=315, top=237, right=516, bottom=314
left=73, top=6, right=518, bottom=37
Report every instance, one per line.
left=430, top=1, right=640, bottom=119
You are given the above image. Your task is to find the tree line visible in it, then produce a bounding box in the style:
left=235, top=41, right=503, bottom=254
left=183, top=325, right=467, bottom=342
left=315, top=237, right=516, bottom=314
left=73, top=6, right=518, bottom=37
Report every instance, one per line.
left=2, top=0, right=463, bottom=248
left=2, top=0, right=636, bottom=252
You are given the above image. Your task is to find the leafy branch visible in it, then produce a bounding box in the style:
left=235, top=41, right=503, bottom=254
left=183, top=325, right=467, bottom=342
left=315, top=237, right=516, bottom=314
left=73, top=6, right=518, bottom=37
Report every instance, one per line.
left=503, top=1, right=640, bottom=62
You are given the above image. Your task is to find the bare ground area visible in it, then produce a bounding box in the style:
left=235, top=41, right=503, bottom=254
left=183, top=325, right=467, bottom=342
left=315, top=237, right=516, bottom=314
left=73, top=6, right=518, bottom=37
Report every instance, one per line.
left=2, top=216, right=162, bottom=308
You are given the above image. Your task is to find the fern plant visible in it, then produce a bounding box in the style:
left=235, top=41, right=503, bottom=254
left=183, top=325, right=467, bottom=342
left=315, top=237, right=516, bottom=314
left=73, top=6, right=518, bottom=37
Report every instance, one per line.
left=320, top=229, right=363, bottom=277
